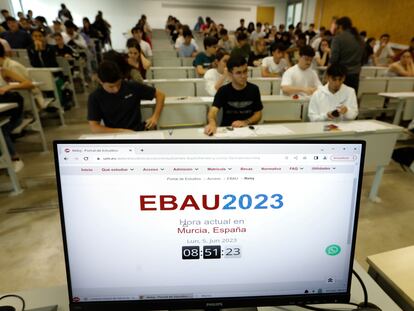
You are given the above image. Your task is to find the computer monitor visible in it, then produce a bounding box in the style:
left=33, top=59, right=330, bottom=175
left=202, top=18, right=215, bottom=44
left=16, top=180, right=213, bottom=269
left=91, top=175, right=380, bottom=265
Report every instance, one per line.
left=54, top=140, right=365, bottom=311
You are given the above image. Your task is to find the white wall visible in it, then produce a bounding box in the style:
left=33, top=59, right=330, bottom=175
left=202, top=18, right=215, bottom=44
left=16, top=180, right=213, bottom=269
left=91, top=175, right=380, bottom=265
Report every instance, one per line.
left=16, top=0, right=288, bottom=50
left=302, top=0, right=316, bottom=27
left=274, top=0, right=287, bottom=26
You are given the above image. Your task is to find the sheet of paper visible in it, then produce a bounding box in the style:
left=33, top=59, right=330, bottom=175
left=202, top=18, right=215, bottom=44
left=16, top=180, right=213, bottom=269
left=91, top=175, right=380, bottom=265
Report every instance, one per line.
left=214, top=127, right=257, bottom=138
left=254, top=125, right=294, bottom=136
left=336, top=121, right=390, bottom=132
left=199, top=96, right=214, bottom=102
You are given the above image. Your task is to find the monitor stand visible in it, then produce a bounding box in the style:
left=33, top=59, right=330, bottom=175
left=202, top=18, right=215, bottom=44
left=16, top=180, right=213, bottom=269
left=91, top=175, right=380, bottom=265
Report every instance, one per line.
left=175, top=307, right=258, bottom=311
left=352, top=302, right=382, bottom=311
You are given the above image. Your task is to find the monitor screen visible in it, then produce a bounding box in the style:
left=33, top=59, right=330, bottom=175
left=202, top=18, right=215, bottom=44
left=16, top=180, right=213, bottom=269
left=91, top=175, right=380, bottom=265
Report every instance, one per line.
left=54, top=140, right=365, bottom=311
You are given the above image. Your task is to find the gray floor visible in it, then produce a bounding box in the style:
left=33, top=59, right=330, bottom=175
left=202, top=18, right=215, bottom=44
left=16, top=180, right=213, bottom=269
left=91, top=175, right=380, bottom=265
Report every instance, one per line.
left=0, top=91, right=413, bottom=293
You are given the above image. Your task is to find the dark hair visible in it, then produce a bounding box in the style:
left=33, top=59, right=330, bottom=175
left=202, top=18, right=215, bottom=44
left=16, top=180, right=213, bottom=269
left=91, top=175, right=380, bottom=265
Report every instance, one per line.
left=227, top=55, right=247, bottom=72
left=35, top=16, right=47, bottom=24
left=64, top=20, right=78, bottom=30
left=362, top=37, right=376, bottom=65
left=5, top=16, right=16, bottom=22
left=240, top=18, right=244, bottom=23
left=299, top=45, right=315, bottom=57
left=216, top=49, right=229, bottom=61
left=183, top=29, right=192, bottom=38
left=336, top=16, right=361, bottom=42
left=0, top=43, right=5, bottom=57
left=270, top=42, right=286, bottom=53
left=297, top=33, right=307, bottom=41
left=288, top=24, right=294, bottom=30
left=53, top=32, right=63, bottom=38
left=1, top=9, right=9, bottom=14
left=256, top=22, right=262, bottom=28
left=380, top=33, right=390, bottom=39
left=203, top=36, right=218, bottom=49
left=326, top=63, right=347, bottom=77
left=131, top=26, right=140, bottom=34
left=126, top=37, right=139, bottom=48
left=219, top=28, right=228, bottom=36
left=98, top=60, right=123, bottom=83
left=31, top=27, right=46, bottom=36
left=360, top=31, right=367, bottom=37
left=323, top=30, right=332, bottom=37
left=318, top=39, right=330, bottom=65
left=125, top=40, right=146, bottom=78
left=236, top=32, right=248, bottom=42
left=247, top=22, right=255, bottom=33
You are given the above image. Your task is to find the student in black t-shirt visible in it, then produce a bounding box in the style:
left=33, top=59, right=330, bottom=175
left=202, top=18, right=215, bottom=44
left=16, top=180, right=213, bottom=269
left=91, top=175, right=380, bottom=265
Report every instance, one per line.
left=204, top=55, right=263, bottom=136
left=53, top=32, right=78, bottom=59
left=87, top=61, right=165, bottom=133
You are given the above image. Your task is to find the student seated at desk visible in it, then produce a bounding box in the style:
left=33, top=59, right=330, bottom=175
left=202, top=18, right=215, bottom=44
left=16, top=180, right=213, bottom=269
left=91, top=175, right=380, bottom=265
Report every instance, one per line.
left=53, top=32, right=79, bottom=59
left=27, top=28, right=58, bottom=67
left=387, top=50, right=414, bottom=77
left=281, top=45, right=321, bottom=96
left=177, top=29, right=198, bottom=58
left=0, top=65, right=33, bottom=172
left=204, top=49, right=230, bottom=96
left=126, top=38, right=151, bottom=80
left=193, top=36, right=218, bottom=77
left=308, top=64, right=358, bottom=122
left=261, top=42, right=289, bottom=77
left=87, top=61, right=165, bottom=133
left=0, top=43, right=46, bottom=109
left=204, top=55, right=262, bottom=136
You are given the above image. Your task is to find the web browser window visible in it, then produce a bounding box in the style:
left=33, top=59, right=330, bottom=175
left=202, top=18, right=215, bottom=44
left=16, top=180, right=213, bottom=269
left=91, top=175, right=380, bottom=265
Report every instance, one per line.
left=55, top=141, right=364, bottom=303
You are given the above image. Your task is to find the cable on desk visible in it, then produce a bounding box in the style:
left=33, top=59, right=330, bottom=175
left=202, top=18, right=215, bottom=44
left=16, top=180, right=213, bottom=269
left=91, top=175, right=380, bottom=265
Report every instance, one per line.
left=297, top=269, right=382, bottom=311
left=299, top=302, right=358, bottom=311
left=0, top=294, right=26, bottom=311
left=352, top=269, right=368, bottom=307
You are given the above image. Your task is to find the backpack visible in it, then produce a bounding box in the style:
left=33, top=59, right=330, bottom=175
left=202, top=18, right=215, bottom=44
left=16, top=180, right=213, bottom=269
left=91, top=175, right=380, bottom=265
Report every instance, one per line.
left=392, top=147, right=414, bottom=170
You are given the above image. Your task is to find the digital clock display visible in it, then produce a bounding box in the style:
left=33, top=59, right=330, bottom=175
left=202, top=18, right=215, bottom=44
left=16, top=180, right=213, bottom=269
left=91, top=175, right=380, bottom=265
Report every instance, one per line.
left=182, top=245, right=241, bottom=260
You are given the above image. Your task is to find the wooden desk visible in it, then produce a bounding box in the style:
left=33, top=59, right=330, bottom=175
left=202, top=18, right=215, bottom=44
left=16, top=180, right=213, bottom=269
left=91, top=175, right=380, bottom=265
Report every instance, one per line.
left=379, top=92, right=414, bottom=125
left=81, top=120, right=402, bottom=202
left=141, top=95, right=308, bottom=123
left=0, top=262, right=401, bottom=311
left=367, top=245, right=414, bottom=311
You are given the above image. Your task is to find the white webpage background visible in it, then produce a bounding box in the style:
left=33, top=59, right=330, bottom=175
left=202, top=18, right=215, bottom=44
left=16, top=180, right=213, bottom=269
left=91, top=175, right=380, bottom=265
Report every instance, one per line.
left=60, top=171, right=357, bottom=295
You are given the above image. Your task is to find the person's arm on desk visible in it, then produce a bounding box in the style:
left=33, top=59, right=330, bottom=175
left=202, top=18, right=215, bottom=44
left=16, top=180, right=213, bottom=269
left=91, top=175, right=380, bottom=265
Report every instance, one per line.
left=88, top=121, right=134, bottom=133
left=281, top=85, right=316, bottom=96
left=232, top=110, right=262, bottom=127
left=1, top=68, right=34, bottom=93
left=145, top=89, right=165, bottom=129
left=204, top=106, right=219, bottom=135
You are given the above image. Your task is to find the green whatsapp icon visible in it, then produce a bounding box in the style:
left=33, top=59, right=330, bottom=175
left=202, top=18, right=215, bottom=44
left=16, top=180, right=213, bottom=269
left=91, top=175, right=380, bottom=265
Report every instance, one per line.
left=325, top=244, right=341, bottom=256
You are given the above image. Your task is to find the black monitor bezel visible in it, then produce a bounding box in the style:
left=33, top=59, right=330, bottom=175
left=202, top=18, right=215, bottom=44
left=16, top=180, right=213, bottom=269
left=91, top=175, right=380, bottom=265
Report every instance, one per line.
left=53, top=139, right=366, bottom=311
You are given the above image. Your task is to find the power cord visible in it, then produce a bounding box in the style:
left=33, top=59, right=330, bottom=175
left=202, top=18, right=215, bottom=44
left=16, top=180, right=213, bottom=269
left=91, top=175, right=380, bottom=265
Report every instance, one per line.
left=297, top=269, right=382, bottom=311
left=0, top=294, right=25, bottom=311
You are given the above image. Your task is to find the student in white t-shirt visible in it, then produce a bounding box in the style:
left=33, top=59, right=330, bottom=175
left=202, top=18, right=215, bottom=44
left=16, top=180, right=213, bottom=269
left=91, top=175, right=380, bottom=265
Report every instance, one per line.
left=308, top=64, right=358, bottom=121
left=261, top=42, right=290, bottom=77
left=175, top=25, right=199, bottom=51
left=374, top=34, right=394, bottom=66
left=132, top=26, right=152, bottom=58
left=204, top=49, right=230, bottom=96
left=281, top=45, right=321, bottom=96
